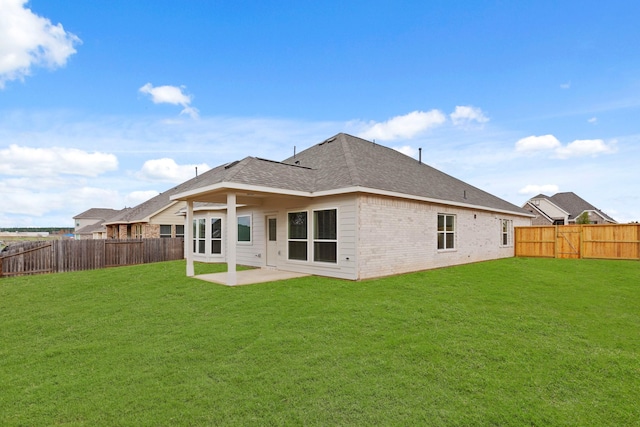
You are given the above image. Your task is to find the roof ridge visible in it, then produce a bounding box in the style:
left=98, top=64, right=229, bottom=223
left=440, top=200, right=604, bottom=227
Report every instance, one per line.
left=223, top=157, right=252, bottom=180
left=255, top=157, right=314, bottom=170
left=339, top=134, right=361, bottom=186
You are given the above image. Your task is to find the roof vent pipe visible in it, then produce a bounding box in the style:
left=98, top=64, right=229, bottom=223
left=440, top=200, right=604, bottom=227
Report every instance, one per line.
left=195, top=166, right=198, bottom=178
left=419, top=148, right=422, bottom=164
left=294, top=145, right=296, bottom=159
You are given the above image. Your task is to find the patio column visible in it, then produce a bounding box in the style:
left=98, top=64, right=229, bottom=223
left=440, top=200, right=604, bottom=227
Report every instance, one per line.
left=227, top=192, right=237, bottom=286
left=186, top=200, right=194, bottom=277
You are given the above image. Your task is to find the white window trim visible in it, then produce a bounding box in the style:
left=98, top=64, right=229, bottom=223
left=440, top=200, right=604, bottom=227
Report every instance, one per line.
left=500, top=219, right=513, bottom=247
left=194, top=218, right=207, bottom=254
left=437, top=213, right=456, bottom=252
left=312, top=207, right=338, bottom=264
left=287, top=210, right=309, bottom=263
left=211, top=217, right=223, bottom=255
left=237, top=214, right=252, bottom=244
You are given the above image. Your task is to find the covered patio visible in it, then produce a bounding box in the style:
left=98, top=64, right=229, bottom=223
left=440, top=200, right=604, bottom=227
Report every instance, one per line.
left=177, top=186, right=312, bottom=285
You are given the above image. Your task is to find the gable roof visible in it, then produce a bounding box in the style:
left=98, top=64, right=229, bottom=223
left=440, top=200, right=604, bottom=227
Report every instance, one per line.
left=522, top=201, right=555, bottom=223
left=172, top=133, right=531, bottom=217
left=75, top=220, right=108, bottom=235
left=73, top=208, right=121, bottom=220
left=282, top=134, right=528, bottom=213
left=531, top=192, right=616, bottom=223
left=103, top=187, right=187, bottom=226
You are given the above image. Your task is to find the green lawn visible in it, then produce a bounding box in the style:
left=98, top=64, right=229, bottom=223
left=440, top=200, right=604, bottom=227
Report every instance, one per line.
left=1, top=258, right=638, bottom=426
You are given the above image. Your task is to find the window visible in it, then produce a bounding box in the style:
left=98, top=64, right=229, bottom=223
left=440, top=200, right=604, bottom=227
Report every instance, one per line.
left=238, top=215, right=251, bottom=243
left=211, top=217, right=222, bottom=254
left=160, top=224, right=172, bottom=238
left=437, top=214, right=455, bottom=250
left=501, top=219, right=513, bottom=247
left=133, top=224, right=143, bottom=239
left=175, top=225, right=184, bottom=238
left=193, top=219, right=206, bottom=254
left=314, top=209, right=337, bottom=263
left=268, top=218, right=277, bottom=242
left=288, top=211, right=308, bottom=261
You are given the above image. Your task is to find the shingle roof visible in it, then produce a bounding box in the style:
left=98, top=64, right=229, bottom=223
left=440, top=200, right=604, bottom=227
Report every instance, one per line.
left=75, top=220, right=108, bottom=235
left=174, top=133, right=530, bottom=216
left=282, top=133, right=528, bottom=214
left=176, top=156, right=316, bottom=194
left=104, top=187, right=185, bottom=224
left=536, top=192, right=616, bottom=222
left=105, top=156, right=312, bottom=224
left=73, top=208, right=121, bottom=220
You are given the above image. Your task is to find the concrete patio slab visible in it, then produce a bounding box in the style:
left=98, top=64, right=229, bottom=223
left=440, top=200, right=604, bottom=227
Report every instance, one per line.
left=195, top=268, right=310, bottom=286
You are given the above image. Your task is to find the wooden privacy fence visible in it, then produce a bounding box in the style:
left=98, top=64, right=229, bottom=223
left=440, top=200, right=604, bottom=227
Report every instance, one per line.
left=0, top=238, right=184, bottom=277
left=515, top=224, right=640, bottom=260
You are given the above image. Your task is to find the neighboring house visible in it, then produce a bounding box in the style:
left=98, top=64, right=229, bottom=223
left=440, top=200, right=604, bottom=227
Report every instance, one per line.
left=523, top=192, right=617, bottom=225
left=75, top=220, right=109, bottom=239
left=103, top=188, right=188, bottom=240
left=170, top=133, right=533, bottom=283
left=73, top=208, right=123, bottom=239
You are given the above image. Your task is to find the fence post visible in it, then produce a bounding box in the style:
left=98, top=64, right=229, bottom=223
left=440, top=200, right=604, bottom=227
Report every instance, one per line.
left=637, top=224, right=640, bottom=261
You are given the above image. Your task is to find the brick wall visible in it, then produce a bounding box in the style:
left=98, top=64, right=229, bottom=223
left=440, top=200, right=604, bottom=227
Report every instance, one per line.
left=144, top=224, right=160, bottom=238
left=357, top=195, right=530, bottom=279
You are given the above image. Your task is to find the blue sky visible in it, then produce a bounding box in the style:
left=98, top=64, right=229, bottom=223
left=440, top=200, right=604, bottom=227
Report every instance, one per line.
left=1, top=0, right=639, bottom=227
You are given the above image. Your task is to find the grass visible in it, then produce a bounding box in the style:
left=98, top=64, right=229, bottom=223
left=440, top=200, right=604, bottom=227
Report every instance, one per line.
left=1, top=258, right=638, bottom=426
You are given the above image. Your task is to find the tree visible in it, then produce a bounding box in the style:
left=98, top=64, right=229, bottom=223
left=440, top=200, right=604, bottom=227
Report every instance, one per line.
left=575, top=212, right=591, bottom=224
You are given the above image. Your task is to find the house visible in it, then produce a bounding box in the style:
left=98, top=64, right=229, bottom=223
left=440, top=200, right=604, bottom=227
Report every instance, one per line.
left=73, top=208, right=123, bottom=239
left=523, top=192, right=617, bottom=225
left=103, top=190, right=187, bottom=239
left=170, top=133, right=533, bottom=284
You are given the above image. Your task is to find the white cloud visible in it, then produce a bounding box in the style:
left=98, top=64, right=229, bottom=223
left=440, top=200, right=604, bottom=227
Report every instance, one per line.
left=136, top=158, right=210, bottom=182
left=1, top=110, right=638, bottom=227
left=0, top=178, right=119, bottom=217
left=588, top=117, right=597, bottom=124
left=515, top=135, right=617, bottom=159
left=554, top=139, right=617, bottom=159
left=0, top=144, right=118, bottom=176
left=449, top=105, right=489, bottom=127
left=0, top=0, right=80, bottom=88
left=515, top=135, right=561, bottom=152
left=358, top=110, right=446, bottom=141
left=518, top=184, right=560, bottom=195
left=139, top=83, right=199, bottom=118
left=560, top=82, right=571, bottom=89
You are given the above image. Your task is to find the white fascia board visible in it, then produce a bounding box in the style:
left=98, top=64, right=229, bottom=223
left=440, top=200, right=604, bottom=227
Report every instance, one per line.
left=146, top=200, right=180, bottom=223
left=175, top=204, right=247, bottom=216
left=312, top=186, right=536, bottom=218
left=171, top=182, right=312, bottom=201
left=172, top=183, right=533, bottom=218
left=104, top=201, right=179, bottom=226
left=524, top=202, right=554, bottom=222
